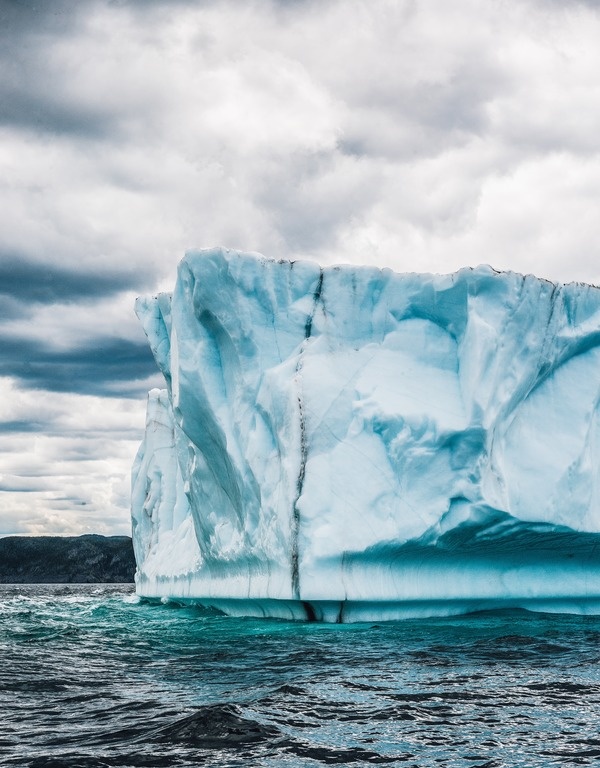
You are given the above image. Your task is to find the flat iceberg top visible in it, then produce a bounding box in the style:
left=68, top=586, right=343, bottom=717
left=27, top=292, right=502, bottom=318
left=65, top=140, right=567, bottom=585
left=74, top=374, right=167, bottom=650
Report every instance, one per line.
left=131, top=248, right=600, bottom=621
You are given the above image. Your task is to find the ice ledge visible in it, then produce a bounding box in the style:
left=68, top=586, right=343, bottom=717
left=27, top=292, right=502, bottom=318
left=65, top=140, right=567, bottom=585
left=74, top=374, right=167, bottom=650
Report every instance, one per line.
left=138, top=594, right=600, bottom=623
left=135, top=523, right=600, bottom=621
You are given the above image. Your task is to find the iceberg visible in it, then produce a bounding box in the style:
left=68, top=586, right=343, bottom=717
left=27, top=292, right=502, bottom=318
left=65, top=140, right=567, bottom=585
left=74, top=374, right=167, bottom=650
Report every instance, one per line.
left=132, top=248, right=600, bottom=621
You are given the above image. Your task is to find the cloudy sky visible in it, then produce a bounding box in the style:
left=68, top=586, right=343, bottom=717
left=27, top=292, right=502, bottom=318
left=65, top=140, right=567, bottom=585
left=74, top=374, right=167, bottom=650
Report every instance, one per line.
left=1, top=0, right=599, bottom=537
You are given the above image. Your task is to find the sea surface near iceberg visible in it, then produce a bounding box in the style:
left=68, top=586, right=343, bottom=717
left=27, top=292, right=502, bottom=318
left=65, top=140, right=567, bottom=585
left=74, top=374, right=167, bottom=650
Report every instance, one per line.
left=2, top=585, right=600, bottom=768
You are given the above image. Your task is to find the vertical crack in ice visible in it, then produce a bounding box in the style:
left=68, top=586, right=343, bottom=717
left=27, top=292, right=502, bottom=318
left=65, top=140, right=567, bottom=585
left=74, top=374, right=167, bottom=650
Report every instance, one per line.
left=291, top=269, right=324, bottom=599
left=302, top=601, right=317, bottom=621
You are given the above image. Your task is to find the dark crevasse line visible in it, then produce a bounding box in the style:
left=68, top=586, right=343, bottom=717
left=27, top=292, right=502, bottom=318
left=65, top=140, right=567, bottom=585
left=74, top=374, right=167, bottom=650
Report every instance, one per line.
left=303, top=270, right=323, bottom=339
left=290, top=389, right=306, bottom=600
left=291, top=270, right=324, bottom=602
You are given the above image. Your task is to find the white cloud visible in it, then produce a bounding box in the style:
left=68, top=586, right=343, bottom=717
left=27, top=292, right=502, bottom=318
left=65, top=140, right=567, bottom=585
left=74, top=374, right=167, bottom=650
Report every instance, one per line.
left=0, top=379, right=146, bottom=535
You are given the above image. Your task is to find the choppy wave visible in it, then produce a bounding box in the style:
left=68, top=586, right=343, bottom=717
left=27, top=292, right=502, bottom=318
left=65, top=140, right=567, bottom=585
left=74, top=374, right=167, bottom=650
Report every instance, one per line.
left=2, top=584, right=600, bottom=767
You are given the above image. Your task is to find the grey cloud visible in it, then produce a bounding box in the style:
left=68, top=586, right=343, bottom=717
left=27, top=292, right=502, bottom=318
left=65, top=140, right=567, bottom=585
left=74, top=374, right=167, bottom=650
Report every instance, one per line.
left=0, top=420, right=47, bottom=433
left=51, top=496, right=90, bottom=503
left=0, top=255, right=155, bottom=306
left=0, top=334, right=161, bottom=398
left=0, top=484, right=42, bottom=492
left=0, top=476, right=54, bottom=492
left=0, top=296, right=31, bottom=321
left=0, top=418, right=143, bottom=441
left=335, top=60, right=504, bottom=163
left=0, top=0, right=85, bottom=38
left=0, top=85, right=115, bottom=139
left=252, top=149, right=381, bottom=254
left=0, top=519, right=40, bottom=536
left=0, top=1, right=91, bottom=136
left=0, top=0, right=136, bottom=139
left=255, top=153, right=341, bottom=252
left=527, top=0, right=600, bottom=9
left=108, top=0, right=210, bottom=8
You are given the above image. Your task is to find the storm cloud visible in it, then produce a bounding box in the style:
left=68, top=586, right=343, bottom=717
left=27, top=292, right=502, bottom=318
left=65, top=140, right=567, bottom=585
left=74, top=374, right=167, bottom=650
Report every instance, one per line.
left=0, top=334, right=158, bottom=397
left=0, top=255, right=153, bottom=307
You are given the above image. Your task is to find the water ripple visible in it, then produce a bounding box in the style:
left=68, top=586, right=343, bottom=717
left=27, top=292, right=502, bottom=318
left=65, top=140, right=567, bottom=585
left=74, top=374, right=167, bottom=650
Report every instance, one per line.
left=2, top=585, right=600, bottom=767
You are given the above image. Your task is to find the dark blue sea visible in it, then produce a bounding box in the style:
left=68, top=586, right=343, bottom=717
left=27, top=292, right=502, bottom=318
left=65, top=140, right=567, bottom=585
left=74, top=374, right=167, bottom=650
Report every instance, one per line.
left=2, top=585, right=600, bottom=767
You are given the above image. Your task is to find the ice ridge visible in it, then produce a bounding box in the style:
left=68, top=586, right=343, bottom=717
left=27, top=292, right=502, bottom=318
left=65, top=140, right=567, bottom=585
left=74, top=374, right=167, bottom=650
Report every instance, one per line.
left=131, top=247, right=600, bottom=621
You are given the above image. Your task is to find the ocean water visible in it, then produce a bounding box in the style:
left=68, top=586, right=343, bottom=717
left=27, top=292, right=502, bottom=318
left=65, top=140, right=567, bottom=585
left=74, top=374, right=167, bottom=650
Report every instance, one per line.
left=2, top=585, right=600, bottom=767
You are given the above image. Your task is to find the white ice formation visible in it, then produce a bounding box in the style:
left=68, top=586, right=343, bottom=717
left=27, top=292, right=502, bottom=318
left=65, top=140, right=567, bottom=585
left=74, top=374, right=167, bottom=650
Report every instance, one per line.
left=132, top=248, right=600, bottom=621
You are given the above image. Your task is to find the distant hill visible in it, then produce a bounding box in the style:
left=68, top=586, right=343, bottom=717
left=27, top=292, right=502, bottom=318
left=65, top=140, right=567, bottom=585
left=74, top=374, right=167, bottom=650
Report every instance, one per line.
left=0, top=535, right=136, bottom=583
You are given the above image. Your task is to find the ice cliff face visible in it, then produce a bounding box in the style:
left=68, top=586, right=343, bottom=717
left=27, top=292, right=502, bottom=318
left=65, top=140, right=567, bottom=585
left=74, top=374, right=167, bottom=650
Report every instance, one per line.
left=132, top=248, right=600, bottom=621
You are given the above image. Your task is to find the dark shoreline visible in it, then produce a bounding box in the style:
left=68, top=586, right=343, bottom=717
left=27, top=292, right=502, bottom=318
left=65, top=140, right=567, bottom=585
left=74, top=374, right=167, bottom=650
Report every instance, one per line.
left=0, top=534, right=135, bottom=583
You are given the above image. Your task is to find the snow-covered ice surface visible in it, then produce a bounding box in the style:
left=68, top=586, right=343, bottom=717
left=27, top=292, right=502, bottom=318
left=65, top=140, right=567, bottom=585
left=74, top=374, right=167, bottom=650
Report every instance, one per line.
left=132, top=248, right=600, bottom=621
